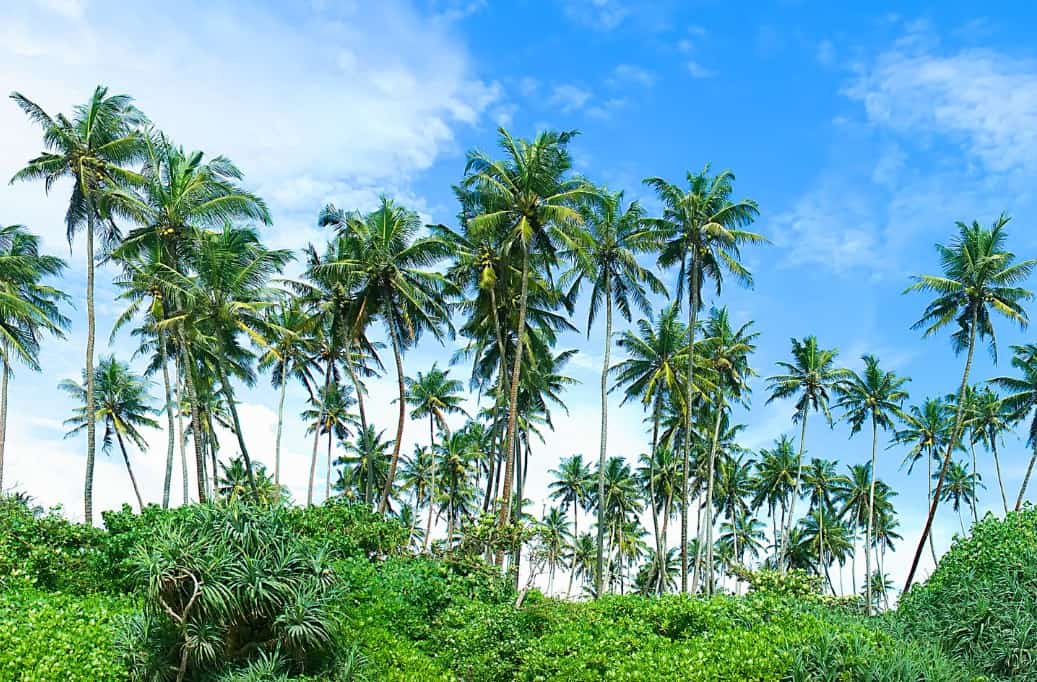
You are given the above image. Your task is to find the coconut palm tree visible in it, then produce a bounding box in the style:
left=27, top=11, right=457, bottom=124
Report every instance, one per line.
left=698, top=307, right=757, bottom=594
left=463, top=129, right=594, bottom=534
left=990, top=344, right=1037, bottom=511
left=160, top=225, right=292, bottom=498
left=835, top=354, right=909, bottom=614
left=399, top=444, right=434, bottom=547
left=547, top=454, right=593, bottom=596
left=903, top=214, right=1035, bottom=592
left=938, top=460, right=982, bottom=534
left=317, top=197, right=454, bottom=513
left=0, top=225, right=68, bottom=492
left=969, top=386, right=1013, bottom=514
left=801, top=458, right=848, bottom=585
left=12, top=86, right=146, bottom=523
left=559, top=188, right=666, bottom=595
left=435, top=429, right=480, bottom=542
left=751, top=435, right=798, bottom=553
left=256, top=297, right=319, bottom=486
left=641, top=165, right=764, bottom=592
left=336, top=425, right=392, bottom=507
left=60, top=356, right=158, bottom=510
left=766, top=336, right=849, bottom=571
left=302, top=383, right=357, bottom=505
left=537, top=506, right=572, bottom=594
left=611, top=302, right=689, bottom=586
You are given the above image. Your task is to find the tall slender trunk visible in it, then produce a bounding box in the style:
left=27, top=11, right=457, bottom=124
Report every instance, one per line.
left=1016, top=446, right=1037, bottom=511
left=991, top=438, right=1009, bottom=515
left=326, top=428, right=333, bottom=502
left=649, top=394, right=662, bottom=594
left=904, top=311, right=978, bottom=593
left=865, top=417, right=878, bottom=616
left=159, top=330, right=175, bottom=508
left=308, top=362, right=333, bottom=506
left=969, top=441, right=979, bottom=523
left=781, top=409, right=809, bottom=572
left=115, top=431, right=145, bottom=510
left=424, top=484, right=435, bottom=551
left=566, top=506, right=579, bottom=598
left=703, top=392, right=724, bottom=595
left=485, top=285, right=508, bottom=514
left=0, top=361, right=7, bottom=493
left=178, top=331, right=207, bottom=503
left=427, top=415, right=437, bottom=544
left=217, top=365, right=257, bottom=495
left=927, top=450, right=937, bottom=564
left=274, top=362, right=288, bottom=486
left=84, top=213, right=97, bottom=524
left=499, top=248, right=531, bottom=539
left=595, top=283, right=613, bottom=597
left=344, top=353, right=371, bottom=504
left=379, top=308, right=407, bottom=514
left=681, top=259, right=700, bottom=593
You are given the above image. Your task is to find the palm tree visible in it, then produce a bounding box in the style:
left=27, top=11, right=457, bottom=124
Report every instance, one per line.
left=462, top=128, right=593, bottom=538
left=337, top=425, right=392, bottom=507
left=257, top=297, right=318, bottom=486
left=766, top=336, right=848, bottom=571
left=751, top=436, right=798, bottom=552
left=560, top=188, right=666, bottom=596
left=60, top=356, right=158, bottom=510
left=0, top=225, right=68, bottom=492
left=642, top=165, right=764, bottom=592
left=990, top=344, right=1037, bottom=510
left=611, top=302, right=689, bottom=588
left=801, top=458, right=848, bottom=584
left=161, top=225, right=292, bottom=498
left=538, top=506, right=572, bottom=594
left=302, top=383, right=356, bottom=505
left=399, top=444, right=434, bottom=547
left=597, top=456, right=643, bottom=593
left=698, top=307, right=757, bottom=594
left=969, top=386, right=1013, bottom=514
left=835, top=354, right=909, bottom=614
left=317, top=197, right=454, bottom=513
left=12, top=86, right=145, bottom=523
left=938, top=460, right=982, bottom=534
left=435, top=429, right=480, bottom=542
left=548, top=454, right=593, bottom=596
left=903, top=214, right=1035, bottom=592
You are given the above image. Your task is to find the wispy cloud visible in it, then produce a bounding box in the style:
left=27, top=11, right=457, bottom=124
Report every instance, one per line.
left=550, top=83, right=594, bottom=113
left=608, top=63, right=657, bottom=88
left=686, top=60, right=714, bottom=79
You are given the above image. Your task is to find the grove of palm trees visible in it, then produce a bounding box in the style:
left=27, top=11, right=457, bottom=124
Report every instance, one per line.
left=4, top=82, right=1037, bottom=680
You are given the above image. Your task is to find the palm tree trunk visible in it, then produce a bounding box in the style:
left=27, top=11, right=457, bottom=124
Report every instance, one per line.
left=274, top=361, right=288, bottom=487
left=596, top=283, right=613, bottom=597
left=427, top=415, right=437, bottom=543
left=159, top=330, right=175, bottom=509
left=681, top=260, right=700, bottom=593
left=326, top=428, right=333, bottom=502
left=703, top=392, right=724, bottom=595
left=927, top=450, right=937, bottom=564
left=485, top=285, right=508, bottom=514
left=649, top=394, right=662, bottom=594
left=217, top=365, right=258, bottom=496
left=567, top=506, right=579, bottom=598
left=991, top=438, right=1009, bottom=515
left=500, top=247, right=531, bottom=543
left=969, top=440, right=979, bottom=523
left=344, top=353, right=371, bottom=504
left=781, top=409, right=809, bottom=572
left=424, top=486, right=435, bottom=551
left=379, top=308, right=407, bottom=514
left=84, top=212, right=97, bottom=524
left=865, top=417, right=878, bottom=616
left=904, top=311, right=978, bottom=593
left=0, top=360, right=8, bottom=493
left=308, top=362, right=332, bottom=506
left=115, top=431, right=145, bottom=511
left=178, top=331, right=208, bottom=503
left=1016, top=447, right=1037, bottom=511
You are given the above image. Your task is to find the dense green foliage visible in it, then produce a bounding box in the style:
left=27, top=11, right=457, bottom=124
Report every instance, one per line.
left=898, top=506, right=1037, bottom=679
left=0, top=588, right=131, bottom=681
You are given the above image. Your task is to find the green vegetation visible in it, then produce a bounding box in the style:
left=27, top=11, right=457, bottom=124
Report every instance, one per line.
left=6, top=83, right=1037, bottom=678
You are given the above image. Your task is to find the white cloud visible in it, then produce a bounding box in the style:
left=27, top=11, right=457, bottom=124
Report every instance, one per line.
left=562, top=0, right=632, bottom=31
left=845, top=41, right=1037, bottom=174
left=549, top=83, right=593, bottom=113
left=816, top=39, right=836, bottom=67
left=686, top=60, right=714, bottom=79
left=609, top=64, right=657, bottom=88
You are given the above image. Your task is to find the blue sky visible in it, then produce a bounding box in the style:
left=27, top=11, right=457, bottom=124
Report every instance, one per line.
left=4, top=0, right=1037, bottom=591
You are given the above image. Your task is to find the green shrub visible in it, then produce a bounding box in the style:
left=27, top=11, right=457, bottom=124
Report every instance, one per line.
left=118, top=501, right=341, bottom=680
left=0, top=588, right=132, bottom=681
left=897, top=507, right=1037, bottom=679
left=0, top=495, right=111, bottom=593
left=284, top=498, right=410, bottom=559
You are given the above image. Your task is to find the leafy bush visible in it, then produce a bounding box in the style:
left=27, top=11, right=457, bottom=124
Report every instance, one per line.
left=0, top=495, right=111, bottom=593
left=117, top=501, right=341, bottom=680
left=0, top=587, right=132, bottom=681
left=284, top=498, right=410, bottom=559
left=897, top=507, right=1037, bottom=679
